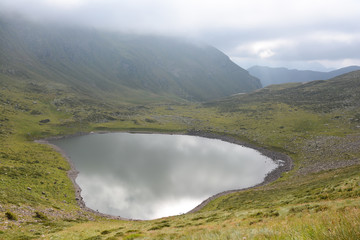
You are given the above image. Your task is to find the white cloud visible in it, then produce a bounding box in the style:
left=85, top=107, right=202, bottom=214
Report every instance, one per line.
left=307, top=32, right=359, bottom=44
left=235, top=39, right=294, bottom=59
left=317, top=59, right=360, bottom=69
left=42, top=0, right=86, bottom=9
left=259, top=49, right=275, bottom=59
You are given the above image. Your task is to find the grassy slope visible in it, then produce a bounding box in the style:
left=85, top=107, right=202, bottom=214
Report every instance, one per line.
left=0, top=72, right=360, bottom=239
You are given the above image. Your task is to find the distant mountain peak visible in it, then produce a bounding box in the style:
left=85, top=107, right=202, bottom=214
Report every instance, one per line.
left=247, top=65, right=360, bottom=87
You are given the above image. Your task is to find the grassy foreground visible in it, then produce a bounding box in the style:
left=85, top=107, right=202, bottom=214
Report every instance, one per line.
left=1, top=73, right=360, bottom=239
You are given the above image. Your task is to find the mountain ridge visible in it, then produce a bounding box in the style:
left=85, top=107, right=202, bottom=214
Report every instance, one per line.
left=248, top=65, right=360, bottom=87
left=0, top=17, right=261, bottom=103
left=209, top=70, right=360, bottom=113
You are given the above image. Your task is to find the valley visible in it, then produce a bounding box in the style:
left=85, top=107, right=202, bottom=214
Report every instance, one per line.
left=1, top=69, right=360, bottom=239
left=0, top=16, right=360, bottom=240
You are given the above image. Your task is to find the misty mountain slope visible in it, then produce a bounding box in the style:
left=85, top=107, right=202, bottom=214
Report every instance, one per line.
left=248, top=65, right=360, bottom=87
left=0, top=17, right=261, bottom=103
left=210, top=70, right=360, bottom=113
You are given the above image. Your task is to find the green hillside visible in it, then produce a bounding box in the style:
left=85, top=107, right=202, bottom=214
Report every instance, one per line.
left=0, top=17, right=260, bottom=104
left=1, top=62, right=360, bottom=239
left=211, top=70, right=360, bottom=112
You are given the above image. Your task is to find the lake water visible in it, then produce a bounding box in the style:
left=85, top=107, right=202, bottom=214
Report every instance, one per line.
left=51, top=132, right=277, bottom=220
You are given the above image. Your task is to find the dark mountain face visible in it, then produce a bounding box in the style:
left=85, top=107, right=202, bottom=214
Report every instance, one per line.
left=248, top=65, right=360, bottom=87
left=0, top=17, right=261, bottom=103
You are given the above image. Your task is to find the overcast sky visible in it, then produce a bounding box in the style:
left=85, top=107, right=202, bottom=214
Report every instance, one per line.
left=1, top=0, right=360, bottom=71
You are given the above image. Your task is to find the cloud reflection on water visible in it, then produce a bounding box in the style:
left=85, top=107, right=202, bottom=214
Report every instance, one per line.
left=52, top=133, right=277, bottom=219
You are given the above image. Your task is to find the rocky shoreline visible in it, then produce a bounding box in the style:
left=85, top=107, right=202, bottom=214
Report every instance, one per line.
left=35, top=130, right=293, bottom=220
left=186, top=130, right=293, bottom=213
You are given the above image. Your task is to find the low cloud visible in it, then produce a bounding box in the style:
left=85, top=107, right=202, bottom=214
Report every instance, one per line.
left=1, top=0, right=359, bottom=70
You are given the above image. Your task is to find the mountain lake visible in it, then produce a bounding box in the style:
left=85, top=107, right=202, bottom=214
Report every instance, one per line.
left=50, top=132, right=278, bottom=220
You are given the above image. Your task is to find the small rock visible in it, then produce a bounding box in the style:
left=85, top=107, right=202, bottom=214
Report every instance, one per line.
left=42, top=192, right=46, bottom=195
left=27, top=187, right=32, bottom=191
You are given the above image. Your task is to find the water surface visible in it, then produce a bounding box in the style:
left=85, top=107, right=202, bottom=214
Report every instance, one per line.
left=51, top=133, right=277, bottom=219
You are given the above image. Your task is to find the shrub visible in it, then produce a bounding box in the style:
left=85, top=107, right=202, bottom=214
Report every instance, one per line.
left=145, top=118, right=156, bottom=123
left=148, top=223, right=170, bottom=231
left=84, top=236, right=101, bottom=240
left=5, top=211, right=17, bottom=221
left=124, top=233, right=143, bottom=240
left=34, top=211, right=48, bottom=221
left=101, top=230, right=111, bottom=235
